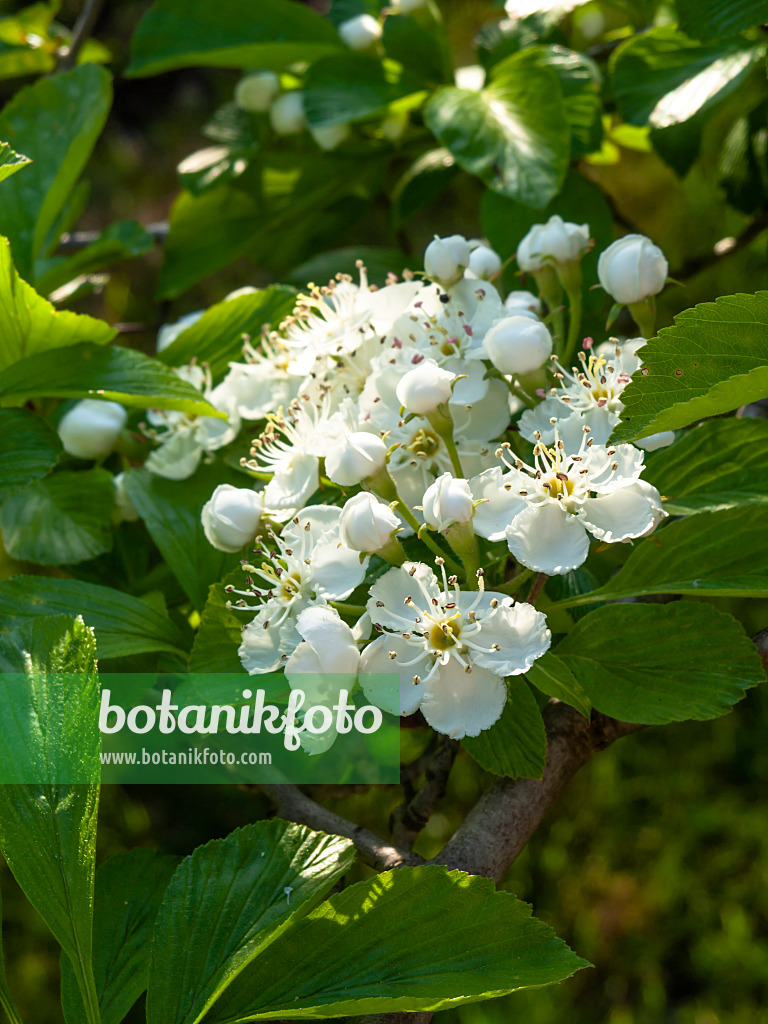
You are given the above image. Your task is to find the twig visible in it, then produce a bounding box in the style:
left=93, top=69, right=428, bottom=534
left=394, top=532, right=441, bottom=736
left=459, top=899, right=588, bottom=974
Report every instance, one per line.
left=527, top=572, right=548, bottom=605
left=673, top=209, right=768, bottom=281
left=57, top=222, right=169, bottom=252
left=433, top=701, right=641, bottom=882
left=58, top=0, right=106, bottom=70
left=261, top=784, right=423, bottom=871
left=391, top=736, right=460, bottom=850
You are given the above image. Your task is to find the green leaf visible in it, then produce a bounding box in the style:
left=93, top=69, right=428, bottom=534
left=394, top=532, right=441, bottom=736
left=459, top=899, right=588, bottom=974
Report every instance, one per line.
left=122, top=467, right=243, bottom=611
left=463, top=679, right=546, bottom=778
left=204, top=865, right=588, bottom=1021
left=382, top=9, right=451, bottom=87
left=0, top=237, right=115, bottom=373
left=611, top=28, right=762, bottom=129
left=61, top=850, right=179, bottom=1024
left=0, top=881, right=23, bottom=1024
left=37, top=220, right=156, bottom=296
left=0, top=408, right=61, bottom=501
left=610, top=292, right=768, bottom=443
left=147, top=820, right=355, bottom=1024
left=0, top=341, right=225, bottom=416
left=303, top=53, right=426, bottom=128
left=556, top=602, right=765, bottom=724
left=677, top=0, right=768, bottom=42
left=0, top=141, right=30, bottom=183
left=554, top=506, right=768, bottom=604
left=424, top=48, right=570, bottom=207
left=391, top=148, right=459, bottom=229
left=526, top=651, right=591, bottom=718
left=0, top=576, right=188, bottom=660
left=190, top=566, right=246, bottom=673
left=127, top=0, right=340, bottom=78
left=1, top=468, right=115, bottom=565
left=645, top=417, right=768, bottom=514
left=287, top=246, right=409, bottom=287
left=540, top=45, right=602, bottom=157
left=157, top=286, right=296, bottom=380
left=0, top=616, right=101, bottom=1022
left=0, top=64, right=112, bottom=282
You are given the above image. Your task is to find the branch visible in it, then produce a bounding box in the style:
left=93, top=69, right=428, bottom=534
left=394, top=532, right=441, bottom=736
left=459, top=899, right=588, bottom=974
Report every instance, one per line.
left=433, top=702, right=642, bottom=883
left=673, top=208, right=768, bottom=281
left=260, top=784, right=423, bottom=871
left=56, top=222, right=169, bottom=252
left=58, top=0, right=106, bottom=70
left=391, top=736, right=459, bottom=850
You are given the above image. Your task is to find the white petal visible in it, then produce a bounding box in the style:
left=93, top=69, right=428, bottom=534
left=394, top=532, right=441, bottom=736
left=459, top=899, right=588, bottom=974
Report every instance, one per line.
left=367, top=563, right=440, bottom=632
left=358, top=634, right=428, bottom=716
left=452, top=377, right=510, bottom=441
left=311, top=542, right=368, bottom=600
left=263, top=453, right=320, bottom=509
left=506, top=502, right=591, bottom=575
left=580, top=480, right=666, bottom=543
left=587, top=443, right=644, bottom=492
left=420, top=657, right=507, bottom=738
left=470, top=466, right=527, bottom=541
left=293, top=605, right=361, bottom=674
left=145, top=429, right=203, bottom=480
left=636, top=430, right=675, bottom=452
left=282, top=503, right=342, bottom=543
left=238, top=610, right=285, bottom=674
left=470, top=601, right=551, bottom=676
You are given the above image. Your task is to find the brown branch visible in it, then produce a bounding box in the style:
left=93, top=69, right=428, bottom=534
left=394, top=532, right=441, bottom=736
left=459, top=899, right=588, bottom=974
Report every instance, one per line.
left=260, top=784, right=423, bottom=871
left=391, top=737, right=459, bottom=851
left=433, top=702, right=642, bottom=883
left=58, top=0, right=106, bottom=70
left=673, top=208, right=768, bottom=281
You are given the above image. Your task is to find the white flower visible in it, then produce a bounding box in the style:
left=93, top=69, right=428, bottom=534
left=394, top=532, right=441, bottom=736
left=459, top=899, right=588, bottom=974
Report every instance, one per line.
left=396, top=358, right=456, bottom=415
left=310, top=122, right=350, bottom=150
left=144, top=364, right=240, bottom=481
left=466, top=243, right=502, bottom=281
left=156, top=310, right=204, bottom=352
left=338, top=13, right=382, bottom=49
left=113, top=472, right=139, bottom=522
left=422, top=473, right=474, bottom=531
left=504, top=290, right=541, bottom=319
left=58, top=399, right=126, bottom=460
left=484, top=316, right=553, bottom=376
left=636, top=430, right=675, bottom=452
left=516, top=216, right=591, bottom=272
left=325, top=430, right=387, bottom=486
left=454, top=65, right=486, bottom=92
left=234, top=71, right=280, bottom=112
left=220, top=335, right=298, bottom=421
left=359, top=561, right=550, bottom=737
left=492, top=429, right=666, bottom=575
left=597, top=234, right=668, bottom=305
left=201, top=484, right=263, bottom=552
left=232, top=505, right=368, bottom=673
left=423, top=234, right=472, bottom=287
left=340, top=492, right=400, bottom=552
left=269, top=91, right=306, bottom=135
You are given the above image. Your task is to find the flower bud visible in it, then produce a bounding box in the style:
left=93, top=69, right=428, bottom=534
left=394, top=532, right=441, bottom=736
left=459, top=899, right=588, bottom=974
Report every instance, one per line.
left=310, top=122, right=350, bottom=151
left=597, top=234, right=668, bottom=305
left=467, top=244, right=502, bottom=281
left=422, top=473, right=473, bottom=532
left=338, top=13, right=382, bottom=50
left=201, top=484, right=263, bottom=552
left=516, top=215, right=591, bottom=272
left=234, top=71, right=280, bottom=112
left=423, top=234, right=471, bottom=287
left=504, top=290, right=541, bottom=319
left=57, top=399, right=127, bottom=459
left=339, top=492, right=400, bottom=552
left=325, top=431, right=387, bottom=486
left=396, top=358, right=456, bottom=415
left=483, top=316, right=553, bottom=376
left=269, top=91, right=306, bottom=135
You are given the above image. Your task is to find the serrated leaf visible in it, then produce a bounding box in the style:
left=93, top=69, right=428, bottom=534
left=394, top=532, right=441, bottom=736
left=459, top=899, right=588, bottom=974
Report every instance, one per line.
left=677, top=0, right=768, bottom=42
left=122, top=466, right=243, bottom=611
left=127, top=0, right=340, bottom=78
left=424, top=48, right=570, bottom=207
left=0, top=576, right=188, bottom=660
left=556, top=602, right=765, bottom=724
left=303, top=53, right=426, bottom=128
left=0, top=616, right=101, bottom=1020
left=0, top=237, right=115, bottom=373
left=157, top=286, right=296, bottom=380
left=541, top=45, right=602, bottom=156
left=554, top=506, right=768, bottom=605
left=645, top=417, right=768, bottom=513
left=1, top=468, right=114, bottom=565
left=463, top=679, right=546, bottom=778
left=0, top=408, right=61, bottom=501
left=610, top=291, right=768, bottom=443
left=203, top=865, right=588, bottom=1021
left=61, top=850, right=179, bottom=1024
left=0, top=64, right=112, bottom=282
left=0, top=341, right=225, bottom=416
left=0, top=141, right=30, bottom=183
left=190, top=566, right=247, bottom=673
left=147, top=820, right=355, bottom=1024
left=526, top=650, right=591, bottom=717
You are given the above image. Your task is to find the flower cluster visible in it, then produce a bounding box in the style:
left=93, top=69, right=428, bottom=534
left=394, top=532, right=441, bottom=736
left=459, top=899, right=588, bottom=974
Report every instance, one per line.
left=121, top=218, right=673, bottom=743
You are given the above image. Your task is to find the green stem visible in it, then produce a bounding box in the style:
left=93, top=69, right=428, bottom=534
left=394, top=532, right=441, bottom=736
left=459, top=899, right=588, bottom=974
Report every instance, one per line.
left=445, top=522, right=481, bottom=589
left=562, top=285, right=583, bottom=369
left=509, top=380, right=536, bottom=410
left=427, top=406, right=464, bottom=477
left=441, top=430, right=464, bottom=477
left=331, top=601, right=367, bottom=617
left=628, top=299, right=656, bottom=340
left=0, top=984, right=24, bottom=1024
left=495, top=568, right=534, bottom=595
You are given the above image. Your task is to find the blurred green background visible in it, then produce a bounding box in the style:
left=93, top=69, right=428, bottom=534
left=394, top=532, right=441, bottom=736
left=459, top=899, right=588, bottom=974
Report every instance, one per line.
left=0, top=0, right=766, bottom=1021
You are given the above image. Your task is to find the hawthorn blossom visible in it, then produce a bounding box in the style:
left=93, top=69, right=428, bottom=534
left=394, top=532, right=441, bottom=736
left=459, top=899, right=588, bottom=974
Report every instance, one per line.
left=359, top=560, right=550, bottom=737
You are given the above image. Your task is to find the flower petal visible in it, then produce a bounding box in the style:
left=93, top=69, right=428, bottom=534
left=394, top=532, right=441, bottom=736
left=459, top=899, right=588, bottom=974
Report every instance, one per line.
left=580, top=480, right=666, bottom=543
left=311, top=542, right=368, bottom=600
left=469, top=600, right=551, bottom=676
left=367, top=563, right=440, bottom=632
left=587, top=443, right=644, bottom=492
left=420, top=656, right=507, bottom=738
left=470, top=466, right=527, bottom=541
left=506, top=502, right=591, bottom=575
left=264, top=453, right=320, bottom=510
left=145, top=428, right=203, bottom=481
left=358, top=634, right=429, bottom=716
